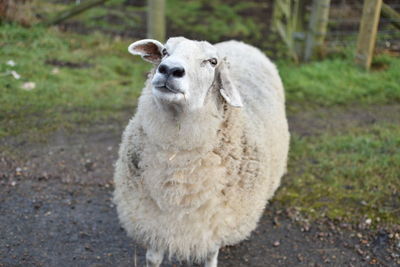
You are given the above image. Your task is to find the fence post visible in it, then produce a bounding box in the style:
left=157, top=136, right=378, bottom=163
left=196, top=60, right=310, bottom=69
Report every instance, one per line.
left=271, top=0, right=306, bottom=62
left=355, top=0, right=382, bottom=70
left=304, top=0, right=331, bottom=62
left=147, top=0, right=165, bottom=42
left=293, top=0, right=307, bottom=59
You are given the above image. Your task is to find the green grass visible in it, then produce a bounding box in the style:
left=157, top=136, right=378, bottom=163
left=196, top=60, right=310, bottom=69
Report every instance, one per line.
left=276, top=52, right=400, bottom=225
left=0, top=24, right=149, bottom=138
left=275, top=124, right=400, bottom=225
left=279, top=54, right=400, bottom=109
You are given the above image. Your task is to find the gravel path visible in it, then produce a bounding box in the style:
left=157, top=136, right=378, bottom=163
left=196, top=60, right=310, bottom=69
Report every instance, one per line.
left=1, top=105, right=399, bottom=266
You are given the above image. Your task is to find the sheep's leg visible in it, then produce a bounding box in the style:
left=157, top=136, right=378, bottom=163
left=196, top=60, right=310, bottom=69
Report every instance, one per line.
left=146, top=248, right=164, bottom=267
left=204, top=249, right=219, bottom=267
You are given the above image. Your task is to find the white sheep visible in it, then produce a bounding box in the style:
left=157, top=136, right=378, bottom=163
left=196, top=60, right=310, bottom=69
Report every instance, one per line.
left=113, top=37, right=290, bottom=267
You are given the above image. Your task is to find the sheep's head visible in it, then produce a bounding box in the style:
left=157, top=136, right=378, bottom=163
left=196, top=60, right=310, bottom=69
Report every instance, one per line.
left=128, top=37, right=243, bottom=112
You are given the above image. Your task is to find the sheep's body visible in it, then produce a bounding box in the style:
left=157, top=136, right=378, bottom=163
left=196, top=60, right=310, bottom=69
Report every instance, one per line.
left=113, top=40, right=289, bottom=263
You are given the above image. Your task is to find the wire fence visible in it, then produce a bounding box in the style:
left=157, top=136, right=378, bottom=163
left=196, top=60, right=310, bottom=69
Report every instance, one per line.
left=5, top=0, right=398, bottom=57
left=327, top=1, right=400, bottom=51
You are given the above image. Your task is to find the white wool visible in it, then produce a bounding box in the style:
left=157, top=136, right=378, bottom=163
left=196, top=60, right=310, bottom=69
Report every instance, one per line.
left=113, top=39, right=290, bottom=263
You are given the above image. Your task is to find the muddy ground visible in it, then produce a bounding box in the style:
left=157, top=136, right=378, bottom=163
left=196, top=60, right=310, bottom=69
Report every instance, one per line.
left=1, top=105, right=400, bottom=267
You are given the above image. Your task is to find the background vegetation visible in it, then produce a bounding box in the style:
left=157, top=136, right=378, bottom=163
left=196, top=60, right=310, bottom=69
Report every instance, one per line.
left=1, top=0, right=399, bottom=226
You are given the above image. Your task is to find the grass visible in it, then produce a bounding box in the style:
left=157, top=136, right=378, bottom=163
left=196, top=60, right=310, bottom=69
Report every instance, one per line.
left=0, top=24, right=149, bottom=138
left=275, top=124, right=400, bottom=225
left=1, top=22, right=399, bottom=226
left=275, top=52, right=400, bottom=225
left=279, top=53, right=400, bottom=109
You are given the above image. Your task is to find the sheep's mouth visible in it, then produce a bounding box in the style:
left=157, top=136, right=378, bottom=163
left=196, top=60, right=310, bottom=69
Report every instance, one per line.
left=155, top=85, right=183, bottom=94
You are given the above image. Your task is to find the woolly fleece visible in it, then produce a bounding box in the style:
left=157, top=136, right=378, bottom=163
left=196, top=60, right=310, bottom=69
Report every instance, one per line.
left=113, top=40, right=290, bottom=262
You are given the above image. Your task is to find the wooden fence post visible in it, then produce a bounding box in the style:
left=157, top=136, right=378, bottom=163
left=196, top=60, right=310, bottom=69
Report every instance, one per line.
left=271, top=0, right=307, bottom=62
left=355, top=0, right=382, bottom=70
left=147, top=0, right=165, bottom=42
left=304, top=0, right=331, bottom=62
left=293, top=0, right=307, bottom=59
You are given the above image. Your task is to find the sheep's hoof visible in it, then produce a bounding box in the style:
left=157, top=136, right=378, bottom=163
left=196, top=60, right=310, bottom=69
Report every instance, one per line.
left=146, top=248, right=164, bottom=267
left=205, top=250, right=219, bottom=267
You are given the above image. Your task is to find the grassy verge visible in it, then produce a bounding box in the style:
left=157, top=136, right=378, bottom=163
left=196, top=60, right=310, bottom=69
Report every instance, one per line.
left=275, top=123, right=400, bottom=225
left=274, top=51, right=400, bottom=226
left=0, top=24, right=149, bottom=139
left=279, top=53, right=400, bottom=109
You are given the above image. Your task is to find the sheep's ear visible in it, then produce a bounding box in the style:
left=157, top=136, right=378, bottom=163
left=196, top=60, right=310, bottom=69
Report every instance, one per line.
left=218, top=60, right=243, bottom=108
left=128, top=39, right=164, bottom=64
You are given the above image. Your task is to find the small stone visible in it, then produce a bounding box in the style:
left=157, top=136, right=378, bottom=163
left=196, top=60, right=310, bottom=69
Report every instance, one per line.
left=356, top=247, right=364, bottom=256
left=21, top=82, right=36, bottom=91
left=317, top=232, right=327, bottom=238
left=51, top=67, right=60, bottom=74
left=365, top=218, right=372, bottom=225
left=369, top=258, right=378, bottom=264
left=6, top=60, right=16, bottom=67
left=11, top=70, right=20, bottom=79
left=297, top=254, right=304, bottom=262
left=84, top=160, right=94, bottom=172
left=273, top=240, right=280, bottom=247
left=10, top=181, right=16, bottom=186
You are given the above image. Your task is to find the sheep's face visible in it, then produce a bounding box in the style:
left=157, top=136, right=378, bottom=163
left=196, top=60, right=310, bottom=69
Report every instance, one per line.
left=128, top=37, right=243, bottom=112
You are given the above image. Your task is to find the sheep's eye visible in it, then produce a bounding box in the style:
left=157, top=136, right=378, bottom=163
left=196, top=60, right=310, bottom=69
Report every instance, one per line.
left=209, top=58, right=218, bottom=67
left=162, top=48, right=168, bottom=57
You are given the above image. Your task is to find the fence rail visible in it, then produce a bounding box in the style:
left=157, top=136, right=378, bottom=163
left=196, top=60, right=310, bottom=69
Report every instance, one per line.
left=2, top=0, right=399, bottom=65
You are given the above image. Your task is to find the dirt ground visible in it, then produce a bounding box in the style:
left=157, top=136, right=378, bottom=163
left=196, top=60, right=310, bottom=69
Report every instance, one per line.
left=1, top=105, right=400, bottom=267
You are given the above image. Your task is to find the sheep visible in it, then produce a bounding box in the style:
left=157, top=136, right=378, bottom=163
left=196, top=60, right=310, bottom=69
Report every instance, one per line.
left=113, top=37, right=290, bottom=267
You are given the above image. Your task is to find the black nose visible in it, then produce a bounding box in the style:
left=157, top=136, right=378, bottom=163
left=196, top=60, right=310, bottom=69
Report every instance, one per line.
left=158, top=64, right=185, bottom=78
